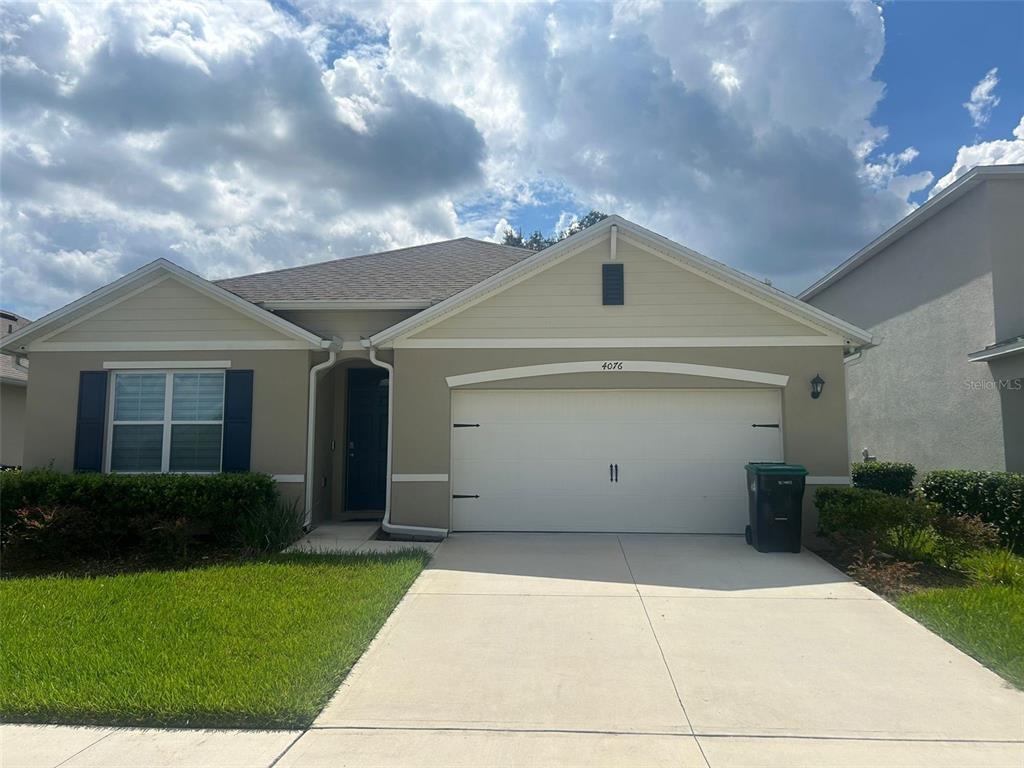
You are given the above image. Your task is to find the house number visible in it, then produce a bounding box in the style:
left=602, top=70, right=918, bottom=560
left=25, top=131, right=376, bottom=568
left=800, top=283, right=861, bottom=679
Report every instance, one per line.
left=601, top=361, right=624, bottom=370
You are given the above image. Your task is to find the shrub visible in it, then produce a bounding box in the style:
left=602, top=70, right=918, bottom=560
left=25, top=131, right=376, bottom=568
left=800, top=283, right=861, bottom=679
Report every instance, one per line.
left=931, top=514, right=1001, bottom=568
left=851, top=461, right=916, bottom=497
left=816, top=486, right=934, bottom=544
left=961, top=549, right=1024, bottom=590
left=847, top=552, right=918, bottom=596
left=235, top=498, right=304, bottom=553
left=919, top=470, right=1024, bottom=550
left=886, top=524, right=938, bottom=563
left=1, top=470, right=281, bottom=562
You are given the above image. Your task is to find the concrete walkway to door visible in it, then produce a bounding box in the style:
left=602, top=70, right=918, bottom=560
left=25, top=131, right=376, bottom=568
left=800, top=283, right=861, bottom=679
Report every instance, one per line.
left=283, top=533, right=1023, bottom=767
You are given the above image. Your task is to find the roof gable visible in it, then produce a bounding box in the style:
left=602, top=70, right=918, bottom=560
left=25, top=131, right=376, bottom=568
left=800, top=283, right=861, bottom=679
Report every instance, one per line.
left=372, top=216, right=872, bottom=347
left=1, top=259, right=325, bottom=354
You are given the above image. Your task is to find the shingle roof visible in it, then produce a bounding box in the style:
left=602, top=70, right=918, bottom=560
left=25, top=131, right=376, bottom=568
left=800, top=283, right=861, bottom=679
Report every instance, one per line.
left=0, top=310, right=30, bottom=383
left=215, top=238, right=533, bottom=304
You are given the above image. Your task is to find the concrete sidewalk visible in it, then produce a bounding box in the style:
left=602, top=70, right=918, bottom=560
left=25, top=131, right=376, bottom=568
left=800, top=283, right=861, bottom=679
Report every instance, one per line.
left=5, top=534, right=1023, bottom=767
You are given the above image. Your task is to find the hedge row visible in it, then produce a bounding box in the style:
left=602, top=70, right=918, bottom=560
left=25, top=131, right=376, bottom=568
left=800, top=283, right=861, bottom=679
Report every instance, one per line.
left=851, top=461, right=916, bottom=497
left=0, top=470, right=297, bottom=560
left=919, top=470, right=1024, bottom=550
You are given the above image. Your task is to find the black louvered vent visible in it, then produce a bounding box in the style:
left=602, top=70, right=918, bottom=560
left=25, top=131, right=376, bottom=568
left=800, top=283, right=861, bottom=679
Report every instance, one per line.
left=602, top=263, right=624, bottom=305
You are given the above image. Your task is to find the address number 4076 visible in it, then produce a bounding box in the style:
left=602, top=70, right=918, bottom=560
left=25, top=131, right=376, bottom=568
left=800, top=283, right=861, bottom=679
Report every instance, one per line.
left=601, top=361, right=624, bottom=370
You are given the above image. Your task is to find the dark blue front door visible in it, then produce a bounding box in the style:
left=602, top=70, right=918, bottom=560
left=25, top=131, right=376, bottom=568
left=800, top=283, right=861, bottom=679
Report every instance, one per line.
left=345, top=368, right=389, bottom=511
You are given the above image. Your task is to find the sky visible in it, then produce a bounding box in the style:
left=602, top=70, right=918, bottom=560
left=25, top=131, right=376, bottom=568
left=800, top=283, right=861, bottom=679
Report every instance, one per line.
left=1, top=1, right=1022, bottom=320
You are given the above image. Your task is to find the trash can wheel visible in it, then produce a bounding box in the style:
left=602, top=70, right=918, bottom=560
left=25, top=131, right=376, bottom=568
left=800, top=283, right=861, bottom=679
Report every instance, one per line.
left=745, top=525, right=752, bottom=545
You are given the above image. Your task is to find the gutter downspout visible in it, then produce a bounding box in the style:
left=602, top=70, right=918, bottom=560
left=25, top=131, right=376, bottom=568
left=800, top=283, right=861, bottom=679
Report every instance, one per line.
left=304, top=338, right=342, bottom=529
left=363, top=340, right=448, bottom=540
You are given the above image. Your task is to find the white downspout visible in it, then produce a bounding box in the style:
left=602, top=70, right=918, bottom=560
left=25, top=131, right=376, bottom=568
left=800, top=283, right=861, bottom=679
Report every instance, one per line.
left=304, top=340, right=341, bottom=529
left=364, top=340, right=448, bottom=540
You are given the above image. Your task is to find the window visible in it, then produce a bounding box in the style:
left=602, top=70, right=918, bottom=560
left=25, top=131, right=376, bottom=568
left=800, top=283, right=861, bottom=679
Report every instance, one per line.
left=108, top=371, right=225, bottom=473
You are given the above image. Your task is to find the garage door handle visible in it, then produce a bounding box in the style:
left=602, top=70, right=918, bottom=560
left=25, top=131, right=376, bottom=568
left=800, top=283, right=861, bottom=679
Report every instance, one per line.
left=751, top=423, right=780, bottom=428
left=610, top=464, right=614, bottom=482
left=614, top=463, right=619, bottom=483
left=452, top=494, right=479, bottom=499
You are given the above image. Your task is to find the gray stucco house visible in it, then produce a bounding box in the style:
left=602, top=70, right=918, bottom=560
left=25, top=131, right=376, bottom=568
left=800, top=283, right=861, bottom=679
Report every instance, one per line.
left=0, top=310, right=30, bottom=467
left=1, top=216, right=871, bottom=539
left=802, top=164, right=1024, bottom=475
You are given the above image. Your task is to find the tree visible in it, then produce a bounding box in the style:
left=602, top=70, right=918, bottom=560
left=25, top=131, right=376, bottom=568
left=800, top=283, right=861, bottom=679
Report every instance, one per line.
left=503, top=210, right=608, bottom=251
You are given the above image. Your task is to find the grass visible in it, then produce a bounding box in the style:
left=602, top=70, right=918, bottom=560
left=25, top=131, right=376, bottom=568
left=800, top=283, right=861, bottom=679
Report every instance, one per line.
left=0, top=551, right=429, bottom=728
left=899, top=585, right=1024, bottom=690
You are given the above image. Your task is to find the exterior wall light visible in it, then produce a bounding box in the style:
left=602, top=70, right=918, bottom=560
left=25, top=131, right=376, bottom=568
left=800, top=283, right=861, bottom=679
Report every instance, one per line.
left=810, top=373, right=825, bottom=400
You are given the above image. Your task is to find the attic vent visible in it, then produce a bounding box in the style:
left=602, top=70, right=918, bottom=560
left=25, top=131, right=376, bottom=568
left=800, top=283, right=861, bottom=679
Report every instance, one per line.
left=602, top=263, right=624, bottom=305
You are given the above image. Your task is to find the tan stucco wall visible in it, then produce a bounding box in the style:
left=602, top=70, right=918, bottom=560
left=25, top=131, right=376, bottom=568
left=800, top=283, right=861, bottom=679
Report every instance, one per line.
left=1, top=382, right=27, bottom=466
left=411, top=238, right=823, bottom=340
left=22, top=350, right=311, bottom=498
left=389, top=346, right=848, bottom=537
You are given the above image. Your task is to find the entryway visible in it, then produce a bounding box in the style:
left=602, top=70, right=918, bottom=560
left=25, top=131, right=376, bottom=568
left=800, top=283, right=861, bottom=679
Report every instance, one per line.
left=344, top=368, right=388, bottom=514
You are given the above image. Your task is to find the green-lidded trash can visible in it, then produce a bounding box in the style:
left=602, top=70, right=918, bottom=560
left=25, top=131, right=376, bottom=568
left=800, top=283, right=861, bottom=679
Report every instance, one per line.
left=744, top=462, right=808, bottom=553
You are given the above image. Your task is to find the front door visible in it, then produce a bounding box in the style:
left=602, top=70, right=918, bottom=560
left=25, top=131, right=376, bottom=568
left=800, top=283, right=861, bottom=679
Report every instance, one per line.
left=345, top=368, right=389, bottom=511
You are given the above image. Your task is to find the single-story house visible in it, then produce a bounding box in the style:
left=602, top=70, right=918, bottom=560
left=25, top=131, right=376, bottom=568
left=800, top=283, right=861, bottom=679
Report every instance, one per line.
left=0, top=216, right=871, bottom=539
left=802, top=164, right=1024, bottom=475
left=1, top=310, right=31, bottom=468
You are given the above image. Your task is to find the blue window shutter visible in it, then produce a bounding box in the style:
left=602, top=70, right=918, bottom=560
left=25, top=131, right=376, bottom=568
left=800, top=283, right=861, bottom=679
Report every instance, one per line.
left=222, top=369, right=253, bottom=473
left=74, top=371, right=108, bottom=472
left=602, top=263, right=624, bottom=305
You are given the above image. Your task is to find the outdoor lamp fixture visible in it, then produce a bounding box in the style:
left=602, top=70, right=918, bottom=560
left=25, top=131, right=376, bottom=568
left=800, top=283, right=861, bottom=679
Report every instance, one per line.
left=810, top=373, right=825, bottom=400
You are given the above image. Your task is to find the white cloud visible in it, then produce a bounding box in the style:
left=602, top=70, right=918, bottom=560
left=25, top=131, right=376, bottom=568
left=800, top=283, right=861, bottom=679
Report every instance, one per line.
left=964, top=67, right=1000, bottom=128
left=0, top=0, right=965, bottom=315
left=931, top=115, right=1024, bottom=196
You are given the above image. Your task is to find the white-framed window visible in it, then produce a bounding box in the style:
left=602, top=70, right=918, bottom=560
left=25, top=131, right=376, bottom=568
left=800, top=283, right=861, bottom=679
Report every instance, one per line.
left=106, top=370, right=225, bottom=473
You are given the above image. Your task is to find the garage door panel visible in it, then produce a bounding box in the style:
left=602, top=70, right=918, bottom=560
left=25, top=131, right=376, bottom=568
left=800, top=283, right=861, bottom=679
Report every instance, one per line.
left=451, top=389, right=782, bottom=533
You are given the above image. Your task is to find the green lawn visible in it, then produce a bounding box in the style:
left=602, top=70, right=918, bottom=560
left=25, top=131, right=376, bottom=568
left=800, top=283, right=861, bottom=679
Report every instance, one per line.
left=0, top=552, right=428, bottom=728
left=899, top=585, right=1024, bottom=690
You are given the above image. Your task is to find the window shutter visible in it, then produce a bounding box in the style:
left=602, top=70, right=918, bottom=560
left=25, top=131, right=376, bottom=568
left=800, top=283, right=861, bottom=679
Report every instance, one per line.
left=222, top=369, right=253, bottom=473
left=73, top=371, right=108, bottom=472
left=602, top=263, right=624, bottom=305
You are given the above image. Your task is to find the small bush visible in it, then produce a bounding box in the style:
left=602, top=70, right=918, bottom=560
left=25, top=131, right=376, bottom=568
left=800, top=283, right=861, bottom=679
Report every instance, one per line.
left=236, top=498, right=304, bottom=553
left=852, top=461, right=916, bottom=497
left=816, top=486, right=934, bottom=546
left=1, top=470, right=282, bottom=562
left=931, top=514, right=1001, bottom=568
left=886, top=524, right=938, bottom=563
left=847, top=552, right=918, bottom=596
left=961, top=549, right=1024, bottom=590
left=919, top=470, right=1024, bottom=550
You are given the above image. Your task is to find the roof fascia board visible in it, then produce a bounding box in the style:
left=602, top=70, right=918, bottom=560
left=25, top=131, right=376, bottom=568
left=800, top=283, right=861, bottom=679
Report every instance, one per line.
left=1, top=259, right=326, bottom=354
left=968, top=338, right=1024, bottom=362
left=800, top=165, right=1024, bottom=301
left=261, top=299, right=432, bottom=311
left=617, top=228, right=871, bottom=344
left=370, top=219, right=618, bottom=347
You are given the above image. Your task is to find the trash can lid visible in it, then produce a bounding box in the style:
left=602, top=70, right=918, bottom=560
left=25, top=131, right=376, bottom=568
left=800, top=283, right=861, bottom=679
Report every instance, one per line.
left=744, top=462, right=809, bottom=476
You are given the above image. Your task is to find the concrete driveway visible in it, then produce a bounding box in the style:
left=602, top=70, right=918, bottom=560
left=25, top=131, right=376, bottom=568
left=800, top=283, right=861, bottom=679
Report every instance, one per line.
left=282, top=534, right=1024, bottom=767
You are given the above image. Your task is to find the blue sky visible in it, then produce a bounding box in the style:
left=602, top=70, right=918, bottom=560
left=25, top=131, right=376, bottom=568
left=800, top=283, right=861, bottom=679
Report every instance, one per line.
left=1, top=1, right=1022, bottom=318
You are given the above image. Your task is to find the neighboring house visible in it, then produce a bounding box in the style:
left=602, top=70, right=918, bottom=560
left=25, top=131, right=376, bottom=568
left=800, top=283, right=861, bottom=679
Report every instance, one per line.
left=0, top=216, right=870, bottom=539
left=802, top=164, right=1024, bottom=475
left=0, top=310, right=31, bottom=467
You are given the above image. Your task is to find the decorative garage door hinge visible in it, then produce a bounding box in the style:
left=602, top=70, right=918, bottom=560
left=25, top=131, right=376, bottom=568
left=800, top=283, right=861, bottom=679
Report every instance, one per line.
left=751, top=423, right=780, bottom=428
left=452, top=494, right=480, bottom=499
left=453, top=423, right=481, bottom=428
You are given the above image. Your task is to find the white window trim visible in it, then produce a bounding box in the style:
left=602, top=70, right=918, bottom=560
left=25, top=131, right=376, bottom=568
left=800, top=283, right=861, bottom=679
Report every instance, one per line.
left=103, top=360, right=231, bottom=370
left=104, top=369, right=226, bottom=474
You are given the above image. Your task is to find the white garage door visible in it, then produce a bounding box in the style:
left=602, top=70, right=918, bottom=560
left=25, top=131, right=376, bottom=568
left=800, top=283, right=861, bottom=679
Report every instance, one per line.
left=451, top=389, right=783, bottom=533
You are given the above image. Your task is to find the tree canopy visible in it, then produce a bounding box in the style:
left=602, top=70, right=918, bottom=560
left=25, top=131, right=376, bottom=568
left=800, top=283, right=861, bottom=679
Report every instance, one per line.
left=502, top=210, right=608, bottom=251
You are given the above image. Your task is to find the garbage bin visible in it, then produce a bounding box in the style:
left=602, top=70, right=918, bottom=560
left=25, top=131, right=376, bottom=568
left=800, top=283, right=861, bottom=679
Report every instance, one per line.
left=744, top=462, right=808, bottom=553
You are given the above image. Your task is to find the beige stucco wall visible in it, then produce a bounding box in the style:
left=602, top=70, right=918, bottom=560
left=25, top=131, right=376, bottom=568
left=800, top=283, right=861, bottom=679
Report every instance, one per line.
left=389, top=346, right=848, bottom=539
left=411, top=238, right=823, bottom=340
left=1, top=382, right=27, bottom=466
left=48, top=277, right=295, bottom=344
left=22, top=350, right=311, bottom=500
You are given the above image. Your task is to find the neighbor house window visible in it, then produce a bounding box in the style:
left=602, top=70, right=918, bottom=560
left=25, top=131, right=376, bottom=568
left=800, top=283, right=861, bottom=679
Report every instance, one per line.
left=108, top=371, right=225, bottom=473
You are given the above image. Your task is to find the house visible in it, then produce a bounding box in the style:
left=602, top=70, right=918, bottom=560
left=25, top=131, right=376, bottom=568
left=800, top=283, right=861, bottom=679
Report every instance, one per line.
left=802, top=164, right=1024, bottom=475
left=0, top=216, right=871, bottom=539
left=0, top=310, right=31, bottom=467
